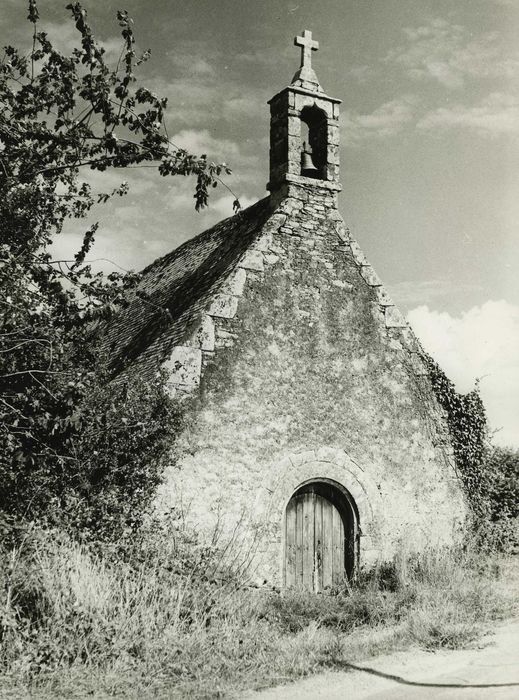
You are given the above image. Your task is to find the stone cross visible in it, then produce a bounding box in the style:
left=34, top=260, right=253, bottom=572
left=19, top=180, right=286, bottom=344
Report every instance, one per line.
left=294, top=30, right=319, bottom=73
left=292, top=30, right=320, bottom=87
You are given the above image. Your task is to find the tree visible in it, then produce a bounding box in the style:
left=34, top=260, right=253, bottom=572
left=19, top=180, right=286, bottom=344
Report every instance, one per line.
left=0, top=1, right=233, bottom=536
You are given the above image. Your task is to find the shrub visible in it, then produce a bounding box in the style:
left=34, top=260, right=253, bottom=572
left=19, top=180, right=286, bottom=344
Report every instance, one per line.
left=484, top=446, right=519, bottom=521
left=1, top=369, right=181, bottom=543
left=474, top=446, right=519, bottom=552
left=425, top=355, right=519, bottom=550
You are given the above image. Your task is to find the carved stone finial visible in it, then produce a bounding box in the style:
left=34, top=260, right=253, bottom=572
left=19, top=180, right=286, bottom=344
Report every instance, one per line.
left=292, top=29, right=321, bottom=89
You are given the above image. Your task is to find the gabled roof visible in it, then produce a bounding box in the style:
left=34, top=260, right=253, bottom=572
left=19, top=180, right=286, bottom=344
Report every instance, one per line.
left=103, top=197, right=272, bottom=379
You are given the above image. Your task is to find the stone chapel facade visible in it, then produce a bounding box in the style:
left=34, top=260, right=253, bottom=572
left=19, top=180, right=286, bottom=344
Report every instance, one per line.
left=106, top=32, right=467, bottom=590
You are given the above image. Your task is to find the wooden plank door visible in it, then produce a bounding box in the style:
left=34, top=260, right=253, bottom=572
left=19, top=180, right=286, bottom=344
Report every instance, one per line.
left=284, top=490, right=346, bottom=591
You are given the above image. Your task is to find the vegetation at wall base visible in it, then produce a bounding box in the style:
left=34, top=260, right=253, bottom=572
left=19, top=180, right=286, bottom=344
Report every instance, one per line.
left=1, top=526, right=517, bottom=699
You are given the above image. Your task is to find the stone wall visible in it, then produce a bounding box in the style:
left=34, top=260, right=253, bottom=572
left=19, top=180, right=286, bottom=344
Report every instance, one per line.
left=156, top=184, right=467, bottom=585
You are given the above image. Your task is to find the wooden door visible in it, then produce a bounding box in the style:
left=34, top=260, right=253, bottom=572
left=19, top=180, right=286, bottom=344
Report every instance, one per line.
left=284, top=489, right=346, bottom=592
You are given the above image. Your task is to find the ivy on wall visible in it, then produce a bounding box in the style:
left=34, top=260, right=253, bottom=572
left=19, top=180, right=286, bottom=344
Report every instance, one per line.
left=424, top=354, right=488, bottom=517
left=425, top=352, right=519, bottom=550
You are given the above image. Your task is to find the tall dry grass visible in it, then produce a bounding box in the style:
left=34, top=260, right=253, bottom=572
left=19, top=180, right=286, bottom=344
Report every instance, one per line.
left=0, top=526, right=516, bottom=699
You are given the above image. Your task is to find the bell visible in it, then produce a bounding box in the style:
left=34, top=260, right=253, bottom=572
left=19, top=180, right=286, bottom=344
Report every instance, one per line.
left=301, top=142, right=319, bottom=178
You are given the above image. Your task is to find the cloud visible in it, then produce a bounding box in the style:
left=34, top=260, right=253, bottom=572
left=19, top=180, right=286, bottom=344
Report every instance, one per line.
left=150, top=73, right=267, bottom=133
left=417, top=92, right=519, bottom=136
left=341, top=97, right=416, bottom=144
left=387, top=18, right=519, bottom=88
left=389, top=279, right=480, bottom=308
left=233, top=45, right=292, bottom=71
left=168, top=54, right=216, bottom=79
left=171, top=129, right=241, bottom=161
left=222, top=95, right=263, bottom=120
left=148, top=38, right=270, bottom=130
left=169, top=129, right=262, bottom=184
left=408, top=300, right=519, bottom=447
left=348, top=65, right=376, bottom=83
left=168, top=129, right=265, bottom=193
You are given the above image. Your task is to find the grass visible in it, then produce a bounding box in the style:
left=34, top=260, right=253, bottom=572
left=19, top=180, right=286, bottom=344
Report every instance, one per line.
left=0, top=526, right=517, bottom=699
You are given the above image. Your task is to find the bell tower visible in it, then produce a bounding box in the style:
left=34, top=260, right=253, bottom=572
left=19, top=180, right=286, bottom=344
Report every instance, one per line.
left=267, top=30, right=341, bottom=202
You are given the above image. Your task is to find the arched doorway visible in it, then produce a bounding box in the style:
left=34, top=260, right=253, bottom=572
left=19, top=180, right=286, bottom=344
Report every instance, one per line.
left=283, top=479, right=358, bottom=592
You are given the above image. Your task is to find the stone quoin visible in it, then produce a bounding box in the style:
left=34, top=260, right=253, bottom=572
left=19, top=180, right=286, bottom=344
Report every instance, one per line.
left=104, top=31, right=467, bottom=591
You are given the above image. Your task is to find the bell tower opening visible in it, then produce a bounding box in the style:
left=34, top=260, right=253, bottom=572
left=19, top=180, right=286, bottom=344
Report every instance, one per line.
left=300, top=105, right=327, bottom=179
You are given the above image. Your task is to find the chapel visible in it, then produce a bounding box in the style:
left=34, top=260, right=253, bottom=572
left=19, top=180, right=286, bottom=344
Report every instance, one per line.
left=105, top=31, right=467, bottom=591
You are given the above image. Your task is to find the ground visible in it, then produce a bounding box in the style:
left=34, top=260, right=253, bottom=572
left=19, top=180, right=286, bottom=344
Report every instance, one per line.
left=246, top=618, right=519, bottom=700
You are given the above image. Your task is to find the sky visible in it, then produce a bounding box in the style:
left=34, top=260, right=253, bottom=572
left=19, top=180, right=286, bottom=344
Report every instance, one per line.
left=2, top=0, right=518, bottom=446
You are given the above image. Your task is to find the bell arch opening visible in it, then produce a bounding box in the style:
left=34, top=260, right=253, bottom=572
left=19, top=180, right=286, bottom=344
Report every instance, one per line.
left=299, top=105, right=327, bottom=180
left=283, top=478, right=359, bottom=592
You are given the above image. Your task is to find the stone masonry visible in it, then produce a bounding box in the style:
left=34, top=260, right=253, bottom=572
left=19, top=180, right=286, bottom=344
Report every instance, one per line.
left=153, top=182, right=466, bottom=584
left=106, top=31, right=468, bottom=588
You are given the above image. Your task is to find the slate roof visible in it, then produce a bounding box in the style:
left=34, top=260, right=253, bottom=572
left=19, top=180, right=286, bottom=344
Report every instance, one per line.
left=103, top=197, right=272, bottom=380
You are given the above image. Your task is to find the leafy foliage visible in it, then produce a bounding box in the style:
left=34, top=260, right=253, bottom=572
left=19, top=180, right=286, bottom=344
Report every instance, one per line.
left=425, top=354, right=518, bottom=547
left=480, top=446, right=519, bottom=549
left=424, top=354, right=487, bottom=508
left=0, top=2, right=230, bottom=536
left=484, top=446, right=519, bottom=523
left=1, top=369, right=182, bottom=540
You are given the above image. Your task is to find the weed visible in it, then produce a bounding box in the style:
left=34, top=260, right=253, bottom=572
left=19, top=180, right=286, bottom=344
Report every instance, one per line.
left=0, top=529, right=516, bottom=699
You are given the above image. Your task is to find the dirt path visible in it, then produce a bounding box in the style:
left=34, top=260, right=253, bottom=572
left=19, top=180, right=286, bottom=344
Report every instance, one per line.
left=243, top=619, right=519, bottom=700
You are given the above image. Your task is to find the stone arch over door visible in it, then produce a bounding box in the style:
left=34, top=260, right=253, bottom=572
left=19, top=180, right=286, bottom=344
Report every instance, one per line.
left=284, top=478, right=359, bottom=591
left=265, top=447, right=382, bottom=586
